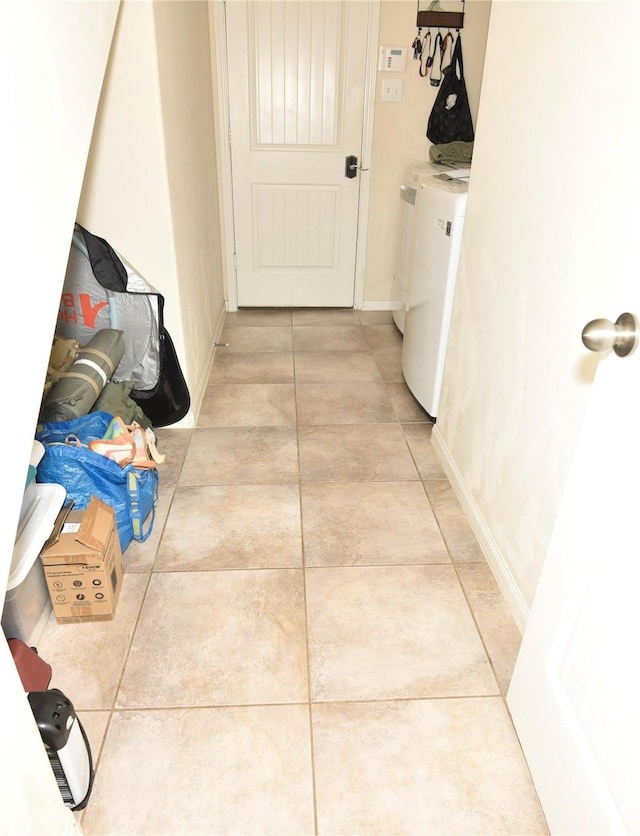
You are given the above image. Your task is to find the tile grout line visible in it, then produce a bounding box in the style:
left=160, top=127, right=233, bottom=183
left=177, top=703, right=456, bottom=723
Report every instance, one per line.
left=293, top=321, right=321, bottom=836
left=418, top=477, right=512, bottom=700
left=104, top=691, right=504, bottom=713
left=396, top=397, right=517, bottom=698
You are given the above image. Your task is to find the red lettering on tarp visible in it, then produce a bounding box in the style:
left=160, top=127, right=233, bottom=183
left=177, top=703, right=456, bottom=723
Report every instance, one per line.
left=79, top=293, right=108, bottom=329
left=57, top=292, right=108, bottom=329
left=58, top=309, right=78, bottom=325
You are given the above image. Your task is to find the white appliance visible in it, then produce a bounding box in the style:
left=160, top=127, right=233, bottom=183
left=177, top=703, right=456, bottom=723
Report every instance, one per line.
left=401, top=173, right=468, bottom=418
left=392, top=162, right=442, bottom=333
left=392, top=162, right=469, bottom=334
left=28, top=688, right=94, bottom=810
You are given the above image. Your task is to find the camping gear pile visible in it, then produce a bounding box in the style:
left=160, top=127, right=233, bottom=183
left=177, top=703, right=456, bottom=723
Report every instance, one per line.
left=44, top=223, right=189, bottom=427
left=35, top=224, right=190, bottom=552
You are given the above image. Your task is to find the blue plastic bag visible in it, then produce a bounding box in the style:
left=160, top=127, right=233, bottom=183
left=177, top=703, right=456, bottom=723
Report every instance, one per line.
left=36, top=411, right=159, bottom=553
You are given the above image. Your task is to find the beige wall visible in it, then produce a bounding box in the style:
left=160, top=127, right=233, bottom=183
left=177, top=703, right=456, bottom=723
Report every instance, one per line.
left=154, top=0, right=226, bottom=394
left=435, top=1, right=604, bottom=623
left=79, top=0, right=226, bottom=425
left=78, top=2, right=178, bottom=338
left=363, top=0, right=491, bottom=304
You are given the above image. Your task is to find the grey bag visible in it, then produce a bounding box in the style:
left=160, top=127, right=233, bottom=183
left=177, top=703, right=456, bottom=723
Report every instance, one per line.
left=57, top=225, right=162, bottom=397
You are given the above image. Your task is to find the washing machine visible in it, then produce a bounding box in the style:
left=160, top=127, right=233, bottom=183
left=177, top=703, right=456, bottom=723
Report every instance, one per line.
left=401, top=172, right=469, bottom=419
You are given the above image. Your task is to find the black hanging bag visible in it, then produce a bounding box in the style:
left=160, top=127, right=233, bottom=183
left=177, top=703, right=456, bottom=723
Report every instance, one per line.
left=427, top=35, right=475, bottom=145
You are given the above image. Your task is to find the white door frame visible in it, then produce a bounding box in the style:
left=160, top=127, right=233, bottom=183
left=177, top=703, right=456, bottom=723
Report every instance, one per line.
left=211, top=0, right=380, bottom=312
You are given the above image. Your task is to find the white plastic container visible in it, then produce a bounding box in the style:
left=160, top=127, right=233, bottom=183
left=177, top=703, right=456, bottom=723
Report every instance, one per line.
left=2, top=481, right=66, bottom=646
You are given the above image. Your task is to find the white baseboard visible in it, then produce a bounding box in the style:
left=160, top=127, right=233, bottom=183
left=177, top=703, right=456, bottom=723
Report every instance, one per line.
left=431, top=425, right=529, bottom=634
left=170, top=303, right=227, bottom=429
left=360, top=300, right=399, bottom=311
left=224, top=300, right=398, bottom=313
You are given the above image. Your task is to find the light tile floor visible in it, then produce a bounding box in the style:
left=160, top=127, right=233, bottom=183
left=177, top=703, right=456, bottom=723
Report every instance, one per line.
left=37, top=309, right=549, bottom=835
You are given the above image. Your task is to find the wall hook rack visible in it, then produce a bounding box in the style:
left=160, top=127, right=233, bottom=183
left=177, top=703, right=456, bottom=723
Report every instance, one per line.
left=416, top=0, right=465, bottom=31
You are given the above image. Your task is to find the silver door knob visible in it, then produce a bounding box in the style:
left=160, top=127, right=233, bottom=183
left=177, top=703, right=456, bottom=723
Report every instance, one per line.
left=581, top=312, right=639, bottom=357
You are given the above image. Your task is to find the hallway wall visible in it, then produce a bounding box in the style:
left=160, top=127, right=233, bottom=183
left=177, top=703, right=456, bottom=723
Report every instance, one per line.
left=78, top=0, right=226, bottom=426
left=435, top=1, right=606, bottom=624
left=363, top=0, right=491, bottom=306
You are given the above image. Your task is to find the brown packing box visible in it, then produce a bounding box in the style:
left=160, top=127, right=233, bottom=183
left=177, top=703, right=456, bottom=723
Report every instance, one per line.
left=39, top=496, right=123, bottom=624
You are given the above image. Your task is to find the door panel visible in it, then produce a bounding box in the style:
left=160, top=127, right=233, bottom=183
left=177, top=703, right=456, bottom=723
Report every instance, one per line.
left=509, top=310, right=640, bottom=834
left=253, top=1, right=341, bottom=146
left=253, top=186, right=338, bottom=269
left=226, top=0, right=369, bottom=307
left=501, top=3, right=640, bottom=831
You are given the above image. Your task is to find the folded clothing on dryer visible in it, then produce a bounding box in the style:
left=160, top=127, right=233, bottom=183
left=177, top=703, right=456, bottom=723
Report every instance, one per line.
left=429, top=141, right=474, bottom=166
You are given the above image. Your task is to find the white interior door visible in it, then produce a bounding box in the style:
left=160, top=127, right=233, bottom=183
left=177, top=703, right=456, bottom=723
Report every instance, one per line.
left=509, top=327, right=640, bottom=833
left=503, top=5, right=640, bottom=832
left=225, top=0, right=369, bottom=308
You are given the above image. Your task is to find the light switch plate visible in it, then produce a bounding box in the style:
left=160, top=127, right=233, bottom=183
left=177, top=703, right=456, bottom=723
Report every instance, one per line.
left=381, top=78, right=403, bottom=103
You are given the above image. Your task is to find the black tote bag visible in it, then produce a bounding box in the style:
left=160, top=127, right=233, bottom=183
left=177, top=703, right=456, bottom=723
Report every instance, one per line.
left=427, top=35, right=475, bottom=145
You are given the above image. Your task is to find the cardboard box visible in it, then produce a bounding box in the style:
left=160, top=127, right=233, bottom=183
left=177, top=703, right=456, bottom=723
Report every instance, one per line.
left=39, top=497, right=123, bottom=624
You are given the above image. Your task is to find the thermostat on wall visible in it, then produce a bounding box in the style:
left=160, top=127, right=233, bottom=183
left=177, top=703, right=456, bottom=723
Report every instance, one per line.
left=378, top=47, right=407, bottom=72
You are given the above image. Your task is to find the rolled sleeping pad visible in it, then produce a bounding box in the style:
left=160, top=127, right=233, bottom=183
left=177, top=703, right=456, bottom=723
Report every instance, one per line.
left=41, top=329, right=125, bottom=423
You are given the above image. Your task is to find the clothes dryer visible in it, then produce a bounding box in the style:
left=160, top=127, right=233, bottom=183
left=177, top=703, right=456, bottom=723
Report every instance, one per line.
left=401, top=173, right=468, bottom=418
left=392, top=162, right=445, bottom=333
